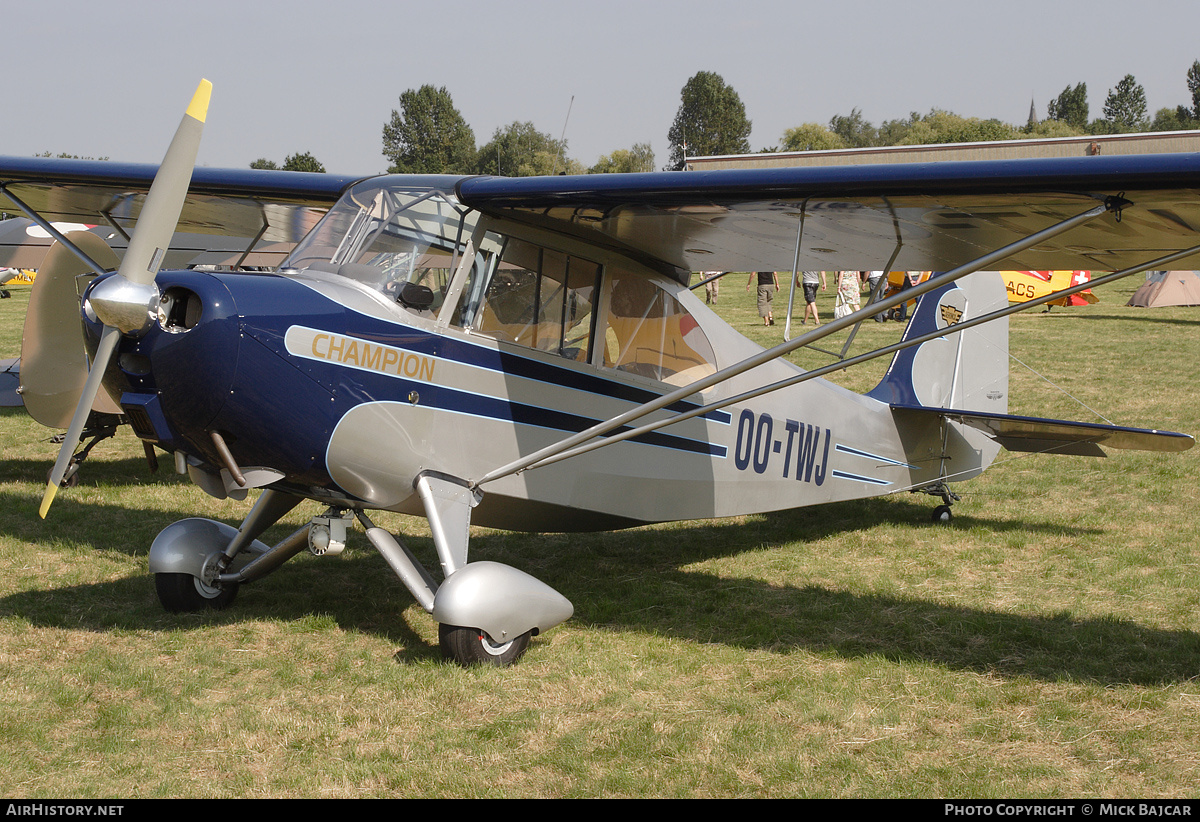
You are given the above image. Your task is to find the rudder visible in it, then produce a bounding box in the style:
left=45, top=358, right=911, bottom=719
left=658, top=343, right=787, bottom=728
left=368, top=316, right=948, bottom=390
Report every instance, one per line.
left=867, top=272, right=1009, bottom=415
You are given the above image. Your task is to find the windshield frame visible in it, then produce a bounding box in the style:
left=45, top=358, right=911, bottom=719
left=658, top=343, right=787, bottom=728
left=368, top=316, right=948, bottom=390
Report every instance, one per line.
left=279, top=177, right=477, bottom=312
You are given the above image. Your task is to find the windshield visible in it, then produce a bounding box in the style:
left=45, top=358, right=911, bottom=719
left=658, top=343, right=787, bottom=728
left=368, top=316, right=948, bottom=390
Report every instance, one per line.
left=281, top=178, right=476, bottom=312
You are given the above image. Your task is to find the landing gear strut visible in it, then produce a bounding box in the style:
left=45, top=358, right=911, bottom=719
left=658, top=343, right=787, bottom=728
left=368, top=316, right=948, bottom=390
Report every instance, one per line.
left=358, top=473, right=572, bottom=667
left=48, top=412, right=121, bottom=488
left=148, top=479, right=573, bottom=668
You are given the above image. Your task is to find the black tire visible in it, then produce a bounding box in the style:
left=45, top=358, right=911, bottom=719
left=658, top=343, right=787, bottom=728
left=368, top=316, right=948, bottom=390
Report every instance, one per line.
left=931, top=504, right=953, bottom=523
left=439, top=624, right=531, bottom=667
left=155, top=572, right=238, bottom=612
left=48, top=459, right=80, bottom=488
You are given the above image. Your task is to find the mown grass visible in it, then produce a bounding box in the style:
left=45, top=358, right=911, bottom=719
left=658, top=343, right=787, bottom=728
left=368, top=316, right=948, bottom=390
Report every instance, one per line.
left=0, top=274, right=1198, bottom=798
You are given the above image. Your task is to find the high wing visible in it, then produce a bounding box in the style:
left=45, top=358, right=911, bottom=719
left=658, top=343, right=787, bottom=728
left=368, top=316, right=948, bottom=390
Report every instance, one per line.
left=455, top=153, right=1200, bottom=278
left=0, top=157, right=364, bottom=267
left=8, top=153, right=1200, bottom=277
left=10, top=126, right=1200, bottom=668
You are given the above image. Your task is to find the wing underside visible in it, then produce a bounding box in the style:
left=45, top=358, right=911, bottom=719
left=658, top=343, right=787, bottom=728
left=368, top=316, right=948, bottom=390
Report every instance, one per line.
left=455, top=154, right=1200, bottom=277
left=0, top=158, right=363, bottom=268
left=7, top=153, right=1200, bottom=278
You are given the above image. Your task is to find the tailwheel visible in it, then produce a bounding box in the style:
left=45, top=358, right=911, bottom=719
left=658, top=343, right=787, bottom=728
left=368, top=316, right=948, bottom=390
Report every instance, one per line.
left=439, top=623, right=531, bottom=667
left=155, top=572, right=238, bottom=612
left=931, top=504, right=953, bottom=523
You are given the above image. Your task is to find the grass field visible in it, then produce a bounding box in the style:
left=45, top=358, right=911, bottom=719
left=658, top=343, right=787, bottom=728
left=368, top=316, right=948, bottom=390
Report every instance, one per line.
left=0, top=274, right=1198, bottom=798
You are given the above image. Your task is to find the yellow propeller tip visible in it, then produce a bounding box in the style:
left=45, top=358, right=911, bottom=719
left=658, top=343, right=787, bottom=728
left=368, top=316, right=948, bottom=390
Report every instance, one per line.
left=39, top=482, right=58, bottom=519
left=186, top=79, right=212, bottom=124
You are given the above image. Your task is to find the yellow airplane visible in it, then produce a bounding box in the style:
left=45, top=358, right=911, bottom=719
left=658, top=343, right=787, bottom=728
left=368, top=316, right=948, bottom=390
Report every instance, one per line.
left=877, top=271, right=1096, bottom=319
left=1, top=268, right=35, bottom=284
left=1002, top=270, right=1098, bottom=307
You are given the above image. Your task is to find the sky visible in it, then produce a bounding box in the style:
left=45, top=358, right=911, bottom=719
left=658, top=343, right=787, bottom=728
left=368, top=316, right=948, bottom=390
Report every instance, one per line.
left=4, top=0, right=1199, bottom=177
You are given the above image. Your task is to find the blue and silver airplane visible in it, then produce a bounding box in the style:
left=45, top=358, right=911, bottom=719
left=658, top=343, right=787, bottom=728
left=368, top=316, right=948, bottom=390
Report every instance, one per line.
left=1, top=80, right=1196, bottom=666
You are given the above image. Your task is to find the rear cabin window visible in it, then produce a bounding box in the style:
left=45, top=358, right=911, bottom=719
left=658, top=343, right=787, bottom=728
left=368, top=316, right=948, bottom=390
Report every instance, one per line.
left=601, top=270, right=717, bottom=386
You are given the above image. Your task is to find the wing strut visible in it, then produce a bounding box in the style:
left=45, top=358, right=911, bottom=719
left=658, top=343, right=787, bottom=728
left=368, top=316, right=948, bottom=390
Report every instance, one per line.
left=0, top=184, right=113, bottom=275
left=470, top=199, right=1113, bottom=489
left=780, top=197, right=813, bottom=343
left=831, top=196, right=906, bottom=360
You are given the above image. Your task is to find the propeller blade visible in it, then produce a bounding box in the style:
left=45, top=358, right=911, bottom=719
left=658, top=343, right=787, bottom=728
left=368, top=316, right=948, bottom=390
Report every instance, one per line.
left=119, top=79, right=211, bottom=287
left=39, top=325, right=119, bottom=518
left=39, top=79, right=211, bottom=519
left=21, top=231, right=123, bottom=429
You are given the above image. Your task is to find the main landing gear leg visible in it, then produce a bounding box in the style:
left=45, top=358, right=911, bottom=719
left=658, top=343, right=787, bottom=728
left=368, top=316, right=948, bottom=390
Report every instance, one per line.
left=361, top=472, right=573, bottom=667
left=149, top=488, right=307, bottom=612
left=47, top=412, right=121, bottom=488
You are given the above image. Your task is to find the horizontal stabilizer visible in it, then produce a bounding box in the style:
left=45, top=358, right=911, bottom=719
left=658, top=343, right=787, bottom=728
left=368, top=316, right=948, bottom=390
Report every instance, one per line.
left=891, top=404, right=1194, bottom=456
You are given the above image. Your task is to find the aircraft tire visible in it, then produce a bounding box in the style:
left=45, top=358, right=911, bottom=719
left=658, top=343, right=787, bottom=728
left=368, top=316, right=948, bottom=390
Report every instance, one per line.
left=438, top=623, right=531, bottom=667
left=931, top=505, right=953, bottom=523
left=155, top=572, right=238, bottom=612
left=48, top=460, right=80, bottom=488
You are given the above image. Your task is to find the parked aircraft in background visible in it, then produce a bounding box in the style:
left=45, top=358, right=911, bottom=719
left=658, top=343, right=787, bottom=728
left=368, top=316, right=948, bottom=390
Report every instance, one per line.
left=1, top=80, right=1196, bottom=666
left=1002, top=270, right=1098, bottom=308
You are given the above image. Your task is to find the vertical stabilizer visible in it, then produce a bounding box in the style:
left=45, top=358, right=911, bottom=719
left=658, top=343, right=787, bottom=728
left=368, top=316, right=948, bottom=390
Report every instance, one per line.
left=867, top=272, right=1009, bottom=415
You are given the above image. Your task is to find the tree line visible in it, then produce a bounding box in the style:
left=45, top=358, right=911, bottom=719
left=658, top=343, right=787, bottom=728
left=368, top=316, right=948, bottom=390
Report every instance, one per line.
left=381, top=85, right=655, bottom=177
left=778, top=63, right=1200, bottom=153
left=248, top=61, right=1200, bottom=176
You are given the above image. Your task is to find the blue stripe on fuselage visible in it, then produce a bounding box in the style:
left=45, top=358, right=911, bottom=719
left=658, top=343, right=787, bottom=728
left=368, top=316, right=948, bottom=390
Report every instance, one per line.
left=236, top=273, right=729, bottom=457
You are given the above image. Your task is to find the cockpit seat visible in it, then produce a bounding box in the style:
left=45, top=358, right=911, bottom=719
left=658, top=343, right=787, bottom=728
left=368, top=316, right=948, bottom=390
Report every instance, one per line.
left=396, top=282, right=435, bottom=312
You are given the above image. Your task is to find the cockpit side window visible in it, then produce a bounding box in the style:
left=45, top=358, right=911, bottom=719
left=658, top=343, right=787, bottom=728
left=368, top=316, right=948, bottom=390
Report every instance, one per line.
left=468, top=237, right=600, bottom=363
left=600, top=269, right=717, bottom=386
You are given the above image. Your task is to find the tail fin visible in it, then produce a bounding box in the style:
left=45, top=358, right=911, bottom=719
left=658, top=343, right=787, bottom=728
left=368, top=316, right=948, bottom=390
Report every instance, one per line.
left=865, top=274, right=1192, bottom=487
left=867, top=272, right=1009, bottom=415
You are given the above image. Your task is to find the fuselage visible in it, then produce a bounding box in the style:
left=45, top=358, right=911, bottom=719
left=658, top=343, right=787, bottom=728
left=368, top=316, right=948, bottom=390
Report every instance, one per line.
left=88, top=176, right=1004, bottom=532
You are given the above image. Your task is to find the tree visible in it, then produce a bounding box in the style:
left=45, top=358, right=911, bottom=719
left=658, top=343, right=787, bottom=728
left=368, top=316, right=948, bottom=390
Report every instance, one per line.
left=1150, top=106, right=1198, bottom=132
left=589, top=143, right=655, bottom=174
left=1101, top=74, right=1149, bottom=132
left=828, top=108, right=877, bottom=148
left=35, top=151, right=108, bottom=160
left=382, top=85, right=476, bottom=174
left=281, top=152, right=326, bottom=173
left=1188, top=60, right=1200, bottom=118
left=1047, top=83, right=1089, bottom=130
left=780, top=123, right=845, bottom=152
left=666, top=71, right=752, bottom=169
left=1026, top=119, right=1086, bottom=139
left=473, top=122, right=579, bottom=177
left=877, top=114, right=919, bottom=146
left=895, top=110, right=1018, bottom=145
left=251, top=153, right=326, bottom=172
